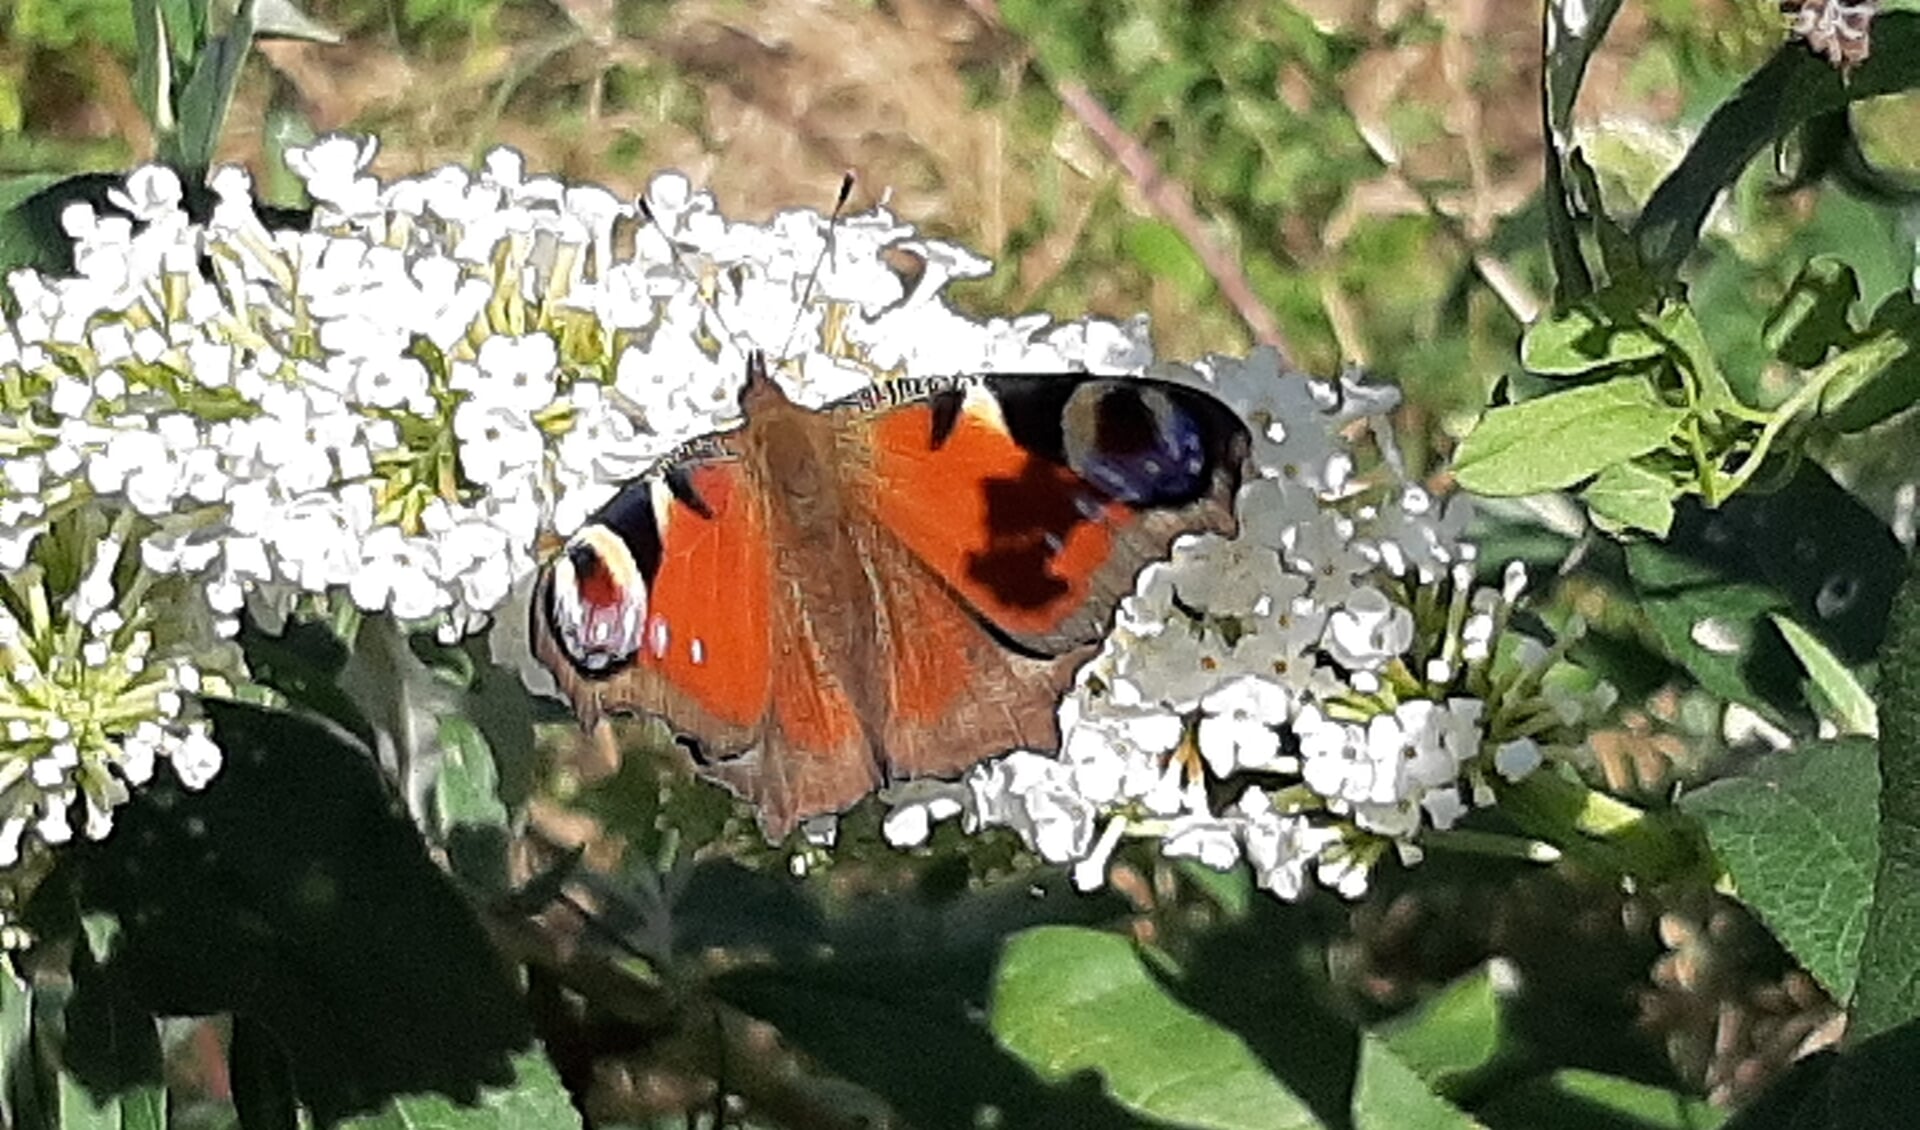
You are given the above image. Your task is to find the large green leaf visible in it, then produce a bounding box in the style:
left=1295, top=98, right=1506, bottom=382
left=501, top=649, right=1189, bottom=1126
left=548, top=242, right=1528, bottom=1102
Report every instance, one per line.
left=990, top=926, right=1479, bottom=1130
left=1855, top=554, right=1920, bottom=1038
left=991, top=926, right=1319, bottom=1129
left=1680, top=739, right=1879, bottom=1002
left=1480, top=1069, right=1722, bottom=1130
left=1452, top=376, right=1687, bottom=496
left=25, top=699, right=548, bottom=1125
left=1376, top=965, right=1504, bottom=1095
left=710, top=876, right=1140, bottom=1130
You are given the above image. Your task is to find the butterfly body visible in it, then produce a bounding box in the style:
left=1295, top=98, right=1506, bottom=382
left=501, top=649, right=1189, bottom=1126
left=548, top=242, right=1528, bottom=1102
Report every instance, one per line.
left=535, top=353, right=1251, bottom=837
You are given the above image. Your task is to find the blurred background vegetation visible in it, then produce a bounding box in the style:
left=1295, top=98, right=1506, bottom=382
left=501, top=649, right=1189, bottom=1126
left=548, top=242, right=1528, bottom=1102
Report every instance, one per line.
left=1, top=0, right=1814, bottom=431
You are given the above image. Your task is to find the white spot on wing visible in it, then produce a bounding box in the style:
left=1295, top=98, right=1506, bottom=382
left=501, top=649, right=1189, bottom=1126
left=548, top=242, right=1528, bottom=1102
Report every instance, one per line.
left=691, top=637, right=706, bottom=666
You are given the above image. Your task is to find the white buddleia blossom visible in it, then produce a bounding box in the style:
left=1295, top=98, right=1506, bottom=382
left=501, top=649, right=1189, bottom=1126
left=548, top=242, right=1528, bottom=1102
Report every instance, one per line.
left=1, top=139, right=1605, bottom=909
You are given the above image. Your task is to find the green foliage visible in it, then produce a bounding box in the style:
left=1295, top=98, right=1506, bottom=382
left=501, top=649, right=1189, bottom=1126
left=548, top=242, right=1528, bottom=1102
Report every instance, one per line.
left=991, top=926, right=1323, bottom=1127
left=1855, top=555, right=1920, bottom=1039
left=1680, top=739, right=1880, bottom=1002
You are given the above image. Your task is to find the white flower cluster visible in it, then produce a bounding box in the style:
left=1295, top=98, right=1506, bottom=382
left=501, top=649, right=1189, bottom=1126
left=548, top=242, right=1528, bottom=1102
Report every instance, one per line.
left=0, top=516, right=223, bottom=877
left=0, top=138, right=1606, bottom=904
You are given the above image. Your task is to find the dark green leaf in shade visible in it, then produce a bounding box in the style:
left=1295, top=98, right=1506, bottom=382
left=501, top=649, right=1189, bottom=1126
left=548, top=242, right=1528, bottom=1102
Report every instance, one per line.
left=230, top=1015, right=298, bottom=1130
left=1720, top=1017, right=1920, bottom=1130
left=0, top=173, right=124, bottom=284
left=1626, top=540, right=1797, bottom=723
left=1452, top=376, right=1687, bottom=496
left=1580, top=461, right=1678, bottom=537
left=0, top=966, right=29, bottom=1128
left=990, top=925, right=1319, bottom=1129
left=1679, top=739, right=1880, bottom=1002
left=1635, top=12, right=1920, bottom=280
left=23, top=699, right=549, bottom=1125
left=1764, top=256, right=1861, bottom=369
left=1855, top=553, right=1920, bottom=1038
left=1539, top=0, right=1628, bottom=299
left=710, top=878, right=1149, bottom=1130
left=1626, top=463, right=1907, bottom=723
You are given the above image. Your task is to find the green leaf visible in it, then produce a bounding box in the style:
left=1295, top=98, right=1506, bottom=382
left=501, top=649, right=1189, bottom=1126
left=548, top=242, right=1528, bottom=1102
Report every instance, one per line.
left=130, top=0, right=174, bottom=135
left=713, top=875, right=1139, bottom=1129
left=25, top=699, right=538, bottom=1124
left=1351, top=1039, right=1481, bottom=1130
left=1519, top=300, right=1665, bottom=377
left=1818, top=294, right=1920, bottom=433
left=1649, top=301, right=1743, bottom=418
left=1481, top=1069, right=1723, bottom=1130
left=435, top=716, right=509, bottom=830
left=1679, top=739, right=1879, bottom=1002
left=1452, top=377, right=1688, bottom=496
left=1856, top=554, right=1920, bottom=1038
left=1772, top=615, right=1879, bottom=737
left=991, top=926, right=1319, bottom=1129
left=1376, top=966, right=1503, bottom=1093
left=0, top=967, right=30, bottom=1128
left=336, top=1051, right=580, bottom=1130
left=1764, top=256, right=1861, bottom=368
left=1580, top=460, right=1678, bottom=537
left=164, top=0, right=257, bottom=174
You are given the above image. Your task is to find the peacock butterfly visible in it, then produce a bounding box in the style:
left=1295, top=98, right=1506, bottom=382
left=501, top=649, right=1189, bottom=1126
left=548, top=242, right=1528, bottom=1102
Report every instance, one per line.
left=531, top=351, right=1253, bottom=838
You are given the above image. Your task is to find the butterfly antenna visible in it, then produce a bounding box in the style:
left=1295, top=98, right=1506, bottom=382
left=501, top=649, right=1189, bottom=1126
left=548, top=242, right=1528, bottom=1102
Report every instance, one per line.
left=776, top=170, right=856, bottom=362
left=637, top=190, right=746, bottom=364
